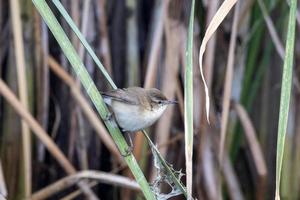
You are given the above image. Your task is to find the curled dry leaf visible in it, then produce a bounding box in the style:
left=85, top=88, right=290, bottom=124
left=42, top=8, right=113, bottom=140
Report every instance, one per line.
left=198, top=0, right=238, bottom=123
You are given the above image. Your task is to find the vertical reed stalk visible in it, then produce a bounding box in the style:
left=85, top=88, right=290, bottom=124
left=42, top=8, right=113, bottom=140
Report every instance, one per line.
left=9, top=0, right=31, bottom=197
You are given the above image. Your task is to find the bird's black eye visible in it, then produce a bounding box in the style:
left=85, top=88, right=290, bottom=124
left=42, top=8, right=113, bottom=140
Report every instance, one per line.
left=158, top=100, right=162, bottom=104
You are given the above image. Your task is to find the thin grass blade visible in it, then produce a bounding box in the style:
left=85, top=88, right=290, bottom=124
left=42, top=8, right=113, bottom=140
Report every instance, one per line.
left=52, top=0, right=117, bottom=89
left=275, top=0, right=297, bottom=199
left=185, top=0, right=195, bottom=199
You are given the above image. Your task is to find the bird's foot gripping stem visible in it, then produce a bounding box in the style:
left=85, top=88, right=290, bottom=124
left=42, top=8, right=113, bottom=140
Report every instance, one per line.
left=121, top=132, right=134, bottom=157
left=121, top=146, right=134, bottom=157
left=104, top=112, right=113, bottom=122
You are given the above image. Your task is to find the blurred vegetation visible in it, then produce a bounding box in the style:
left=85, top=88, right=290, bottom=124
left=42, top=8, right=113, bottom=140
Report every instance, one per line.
left=0, top=0, right=299, bottom=199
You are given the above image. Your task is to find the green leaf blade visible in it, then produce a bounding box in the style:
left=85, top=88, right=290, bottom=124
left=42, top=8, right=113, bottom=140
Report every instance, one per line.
left=185, top=0, right=195, bottom=199
left=275, top=0, right=297, bottom=199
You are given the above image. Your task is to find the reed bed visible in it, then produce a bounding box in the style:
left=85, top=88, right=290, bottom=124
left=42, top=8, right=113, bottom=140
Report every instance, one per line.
left=0, top=0, right=299, bottom=199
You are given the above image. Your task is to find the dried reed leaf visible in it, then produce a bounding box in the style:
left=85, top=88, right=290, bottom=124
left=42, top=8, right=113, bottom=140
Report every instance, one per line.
left=198, top=0, right=238, bottom=123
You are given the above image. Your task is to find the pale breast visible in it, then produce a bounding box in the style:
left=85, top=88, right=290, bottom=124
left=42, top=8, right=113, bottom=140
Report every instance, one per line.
left=141, top=105, right=167, bottom=127
left=109, top=100, right=167, bottom=132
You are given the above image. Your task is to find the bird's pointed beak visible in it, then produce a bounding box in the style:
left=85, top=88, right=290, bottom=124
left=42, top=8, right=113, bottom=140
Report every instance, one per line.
left=165, top=100, right=178, bottom=105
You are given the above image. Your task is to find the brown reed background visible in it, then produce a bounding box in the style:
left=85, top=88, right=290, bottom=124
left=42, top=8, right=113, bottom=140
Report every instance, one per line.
left=0, top=0, right=299, bottom=199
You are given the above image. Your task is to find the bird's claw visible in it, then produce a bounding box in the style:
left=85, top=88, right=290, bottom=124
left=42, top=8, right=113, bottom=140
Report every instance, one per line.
left=121, top=146, right=134, bottom=157
left=104, top=112, right=113, bottom=121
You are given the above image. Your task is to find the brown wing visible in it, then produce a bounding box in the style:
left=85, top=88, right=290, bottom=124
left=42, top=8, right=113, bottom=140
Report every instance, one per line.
left=100, top=87, right=141, bottom=105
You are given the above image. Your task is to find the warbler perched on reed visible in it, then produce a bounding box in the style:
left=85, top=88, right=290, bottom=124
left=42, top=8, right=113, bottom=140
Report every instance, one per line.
left=101, top=87, right=177, bottom=132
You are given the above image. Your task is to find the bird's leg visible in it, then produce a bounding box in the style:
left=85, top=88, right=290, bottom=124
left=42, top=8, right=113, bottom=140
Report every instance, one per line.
left=121, top=132, right=134, bottom=157
left=103, top=108, right=133, bottom=157
left=127, top=132, right=134, bottom=151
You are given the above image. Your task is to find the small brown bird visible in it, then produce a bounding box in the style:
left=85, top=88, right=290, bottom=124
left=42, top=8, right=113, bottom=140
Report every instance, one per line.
left=101, top=87, right=176, bottom=132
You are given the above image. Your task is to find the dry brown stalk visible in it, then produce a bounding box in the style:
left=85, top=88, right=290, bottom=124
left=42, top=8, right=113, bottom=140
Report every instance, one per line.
left=237, top=0, right=255, bottom=30
left=233, top=102, right=268, bottom=200
left=73, top=0, right=91, bottom=171
left=257, top=0, right=285, bottom=60
left=97, top=0, right=113, bottom=75
left=0, top=79, right=98, bottom=199
left=48, top=56, right=122, bottom=162
left=201, top=131, right=218, bottom=199
left=144, top=0, right=169, bottom=89
left=33, top=8, right=50, bottom=162
left=31, top=170, right=140, bottom=200
left=220, top=1, right=239, bottom=164
left=9, top=0, right=31, bottom=197
left=154, top=13, right=182, bottom=158
left=223, top=155, right=244, bottom=200
left=132, top=0, right=170, bottom=164
left=60, top=181, right=99, bottom=200
left=78, top=0, right=91, bottom=60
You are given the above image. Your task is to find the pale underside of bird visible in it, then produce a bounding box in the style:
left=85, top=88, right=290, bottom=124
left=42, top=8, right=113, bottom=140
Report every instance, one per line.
left=101, top=87, right=175, bottom=132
